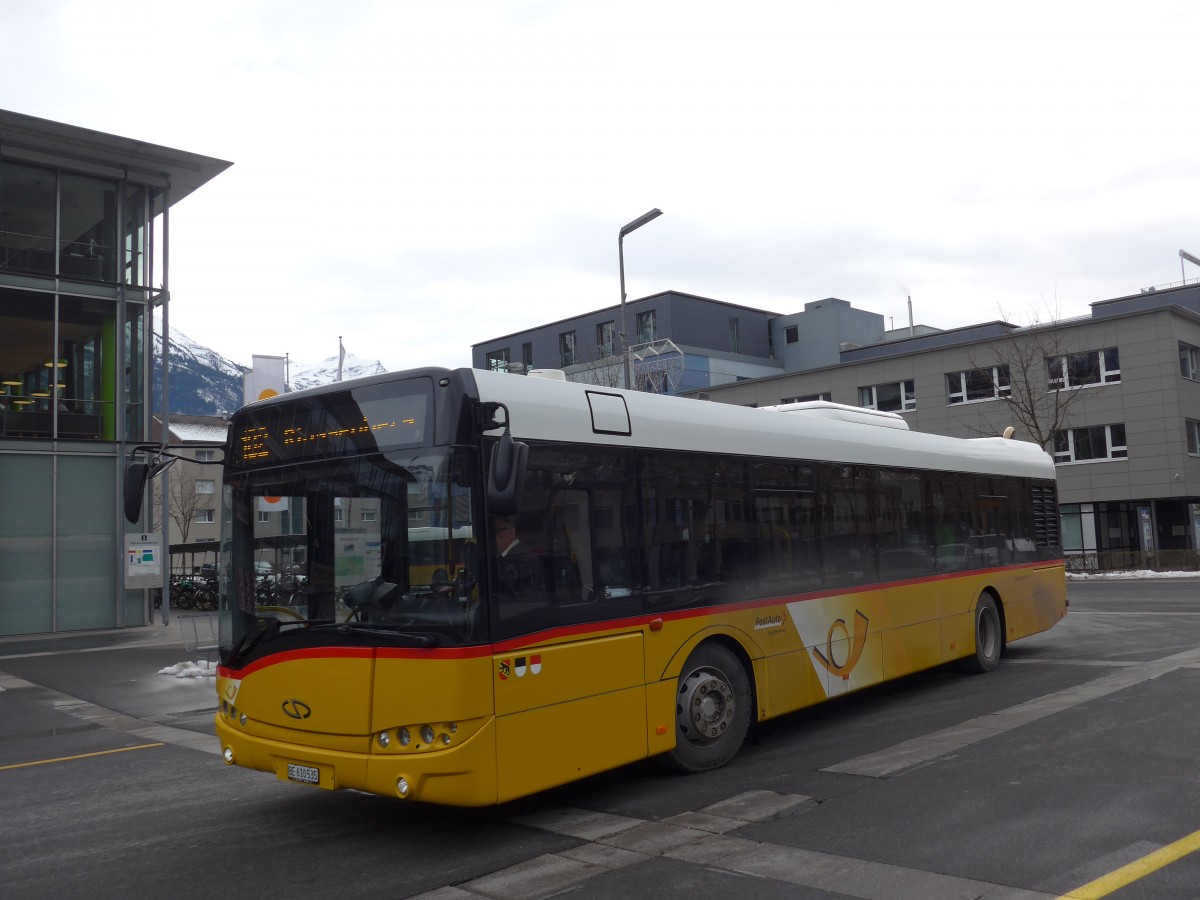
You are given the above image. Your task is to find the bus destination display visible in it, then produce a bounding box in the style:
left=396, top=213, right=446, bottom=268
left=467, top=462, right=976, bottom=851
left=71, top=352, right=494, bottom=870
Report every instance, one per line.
left=231, top=383, right=430, bottom=468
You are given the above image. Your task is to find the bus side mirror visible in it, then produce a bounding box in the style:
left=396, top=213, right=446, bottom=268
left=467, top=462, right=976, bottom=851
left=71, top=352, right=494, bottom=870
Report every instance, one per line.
left=123, top=461, right=150, bottom=523
left=487, top=433, right=528, bottom=516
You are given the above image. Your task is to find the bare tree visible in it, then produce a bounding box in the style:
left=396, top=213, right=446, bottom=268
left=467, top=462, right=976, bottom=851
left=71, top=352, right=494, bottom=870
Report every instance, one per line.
left=964, top=305, right=1095, bottom=450
left=167, top=463, right=208, bottom=544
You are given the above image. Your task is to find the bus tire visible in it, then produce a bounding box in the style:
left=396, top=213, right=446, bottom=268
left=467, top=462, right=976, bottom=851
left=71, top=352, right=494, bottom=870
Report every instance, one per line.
left=959, top=592, right=1002, bottom=673
left=663, top=642, right=751, bottom=773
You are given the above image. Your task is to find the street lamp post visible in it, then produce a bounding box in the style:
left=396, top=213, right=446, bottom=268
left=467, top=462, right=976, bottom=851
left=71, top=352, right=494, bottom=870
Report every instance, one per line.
left=618, top=208, right=663, bottom=389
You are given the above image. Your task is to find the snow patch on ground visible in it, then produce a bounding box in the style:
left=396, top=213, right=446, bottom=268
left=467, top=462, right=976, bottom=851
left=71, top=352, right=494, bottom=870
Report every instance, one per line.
left=159, top=660, right=217, bottom=678
left=1067, top=570, right=1198, bottom=580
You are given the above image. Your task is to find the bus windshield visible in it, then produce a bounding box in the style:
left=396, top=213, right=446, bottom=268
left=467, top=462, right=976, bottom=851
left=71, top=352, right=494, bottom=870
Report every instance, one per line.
left=218, top=447, right=481, bottom=658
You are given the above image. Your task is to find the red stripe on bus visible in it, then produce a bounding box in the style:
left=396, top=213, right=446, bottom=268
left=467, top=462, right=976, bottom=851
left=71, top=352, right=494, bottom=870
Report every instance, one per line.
left=216, top=558, right=1065, bottom=673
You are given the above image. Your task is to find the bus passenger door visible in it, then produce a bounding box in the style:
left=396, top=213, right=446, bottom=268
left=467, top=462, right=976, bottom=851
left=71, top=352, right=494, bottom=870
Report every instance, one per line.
left=492, top=632, right=646, bottom=802
left=490, top=484, right=649, bottom=802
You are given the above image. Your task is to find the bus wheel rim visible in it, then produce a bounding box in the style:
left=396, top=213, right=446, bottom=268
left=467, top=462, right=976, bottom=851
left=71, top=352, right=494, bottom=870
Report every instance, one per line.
left=678, top=668, right=735, bottom=745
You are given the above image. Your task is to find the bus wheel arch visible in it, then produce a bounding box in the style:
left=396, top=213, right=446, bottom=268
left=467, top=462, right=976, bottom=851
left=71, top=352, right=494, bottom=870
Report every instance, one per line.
left=958, top=588, right=1004, bottom=674
left=661, top=639, right=754, bottom=773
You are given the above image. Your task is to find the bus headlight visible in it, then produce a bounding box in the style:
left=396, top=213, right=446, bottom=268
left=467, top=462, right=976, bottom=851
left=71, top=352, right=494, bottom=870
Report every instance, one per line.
left=378, top=731, right=391, bottom=748
left=398, top=727, right=411, bottom=746
left=396, top=777, right=410, bottom=798
left=420, top=725, right=435, bottom=745
left=222, top=746, right=235, bottom=764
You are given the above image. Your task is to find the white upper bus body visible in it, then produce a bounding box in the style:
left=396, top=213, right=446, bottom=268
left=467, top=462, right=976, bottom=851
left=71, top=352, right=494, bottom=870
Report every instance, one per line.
left=471, top=369, right=1055, bottom=482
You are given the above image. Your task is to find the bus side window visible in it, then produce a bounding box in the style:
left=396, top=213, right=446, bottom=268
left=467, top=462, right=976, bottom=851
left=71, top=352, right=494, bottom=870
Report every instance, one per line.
left=547, top=490, right=590, bottom=604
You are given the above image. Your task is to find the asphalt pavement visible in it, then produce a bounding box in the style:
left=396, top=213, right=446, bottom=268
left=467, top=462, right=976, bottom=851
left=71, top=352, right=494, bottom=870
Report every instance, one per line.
left=0, top=616, right=222, bottom=755
left=4, top=578, right=1200, bottom=900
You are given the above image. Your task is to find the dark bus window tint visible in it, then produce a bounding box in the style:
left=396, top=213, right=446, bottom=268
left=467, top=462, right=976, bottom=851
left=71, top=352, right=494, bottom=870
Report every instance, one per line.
left=819, top=464, right=878, bottom=588
left=932, top=472, right=976, bottom=573
left=638, top=453, right=752, bottom=607
left=876, top=468, right=934, bottom=580
left=753, top=461, right=822, bottom=595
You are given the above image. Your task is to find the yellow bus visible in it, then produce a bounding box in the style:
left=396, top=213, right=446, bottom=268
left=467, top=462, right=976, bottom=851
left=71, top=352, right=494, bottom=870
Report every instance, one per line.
left=193, top=367, right=1065, bottom=806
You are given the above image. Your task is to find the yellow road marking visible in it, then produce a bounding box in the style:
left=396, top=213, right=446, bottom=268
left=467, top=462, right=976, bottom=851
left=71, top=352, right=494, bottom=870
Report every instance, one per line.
left=0, top=742, right=165, bottom=771
left=1058, top=829, right=1200, bottom=899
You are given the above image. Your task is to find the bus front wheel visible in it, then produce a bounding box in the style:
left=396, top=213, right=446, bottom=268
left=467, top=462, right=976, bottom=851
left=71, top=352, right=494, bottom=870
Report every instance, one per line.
left=664, top=642, right=751, bottom=773
left=959, top=592, right=1002, bottom=673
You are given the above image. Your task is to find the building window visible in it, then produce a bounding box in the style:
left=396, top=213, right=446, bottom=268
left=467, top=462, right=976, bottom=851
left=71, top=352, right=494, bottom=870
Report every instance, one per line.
left=729, top=317, right=741, bottom=353
left=486, top=348, right=510, bottom=372
left=635, top=310, right=656, bottom=343
left=597, top=321, right=615, bottom=358
left=785, top=325, right=799, bottom=344
left=195, top=479, right=215, bottom=495
left=0, top=286, right=144, bottom=441
left=1053, top=424, right=1127, bottom=463
left=257, top=510, right=270, bottom=523
left=1187, top=419, right=1200, bottom=456
left=1047, top=348, right=1120, bottom=390
left=1181, top=343, right=1199, bottom=380
left=1, top=161, right=56, bottom=276
left=195, top=449, right=216, bottom=462
left=195, top=509, right=214, bottom=524
left=559, top=331, right=576, bottom=367
left=361, top=508, right=377, bottom=522
left=947, top=366, right=1011, bottom=404
left=334, top=507, right=344, bottom=523
left=781, top=393, right=831, bottom=403
left=859, top=380, right=915, bottom=412
left=522, top=342, right=533, bottom=370
left=1058, top=503, right=1083, bottom=551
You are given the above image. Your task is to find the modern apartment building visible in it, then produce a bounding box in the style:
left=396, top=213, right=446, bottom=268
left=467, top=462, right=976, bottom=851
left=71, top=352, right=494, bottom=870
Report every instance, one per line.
left=472, top=290, right=783, bottom=393
left=0, top=109, right=230, bottom=635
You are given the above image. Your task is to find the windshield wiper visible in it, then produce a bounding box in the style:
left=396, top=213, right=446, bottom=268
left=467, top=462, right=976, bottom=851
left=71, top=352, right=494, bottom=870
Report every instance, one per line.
left=307, top=622, right=438, bottom=647
left=227, top=618, right=280, bottom=664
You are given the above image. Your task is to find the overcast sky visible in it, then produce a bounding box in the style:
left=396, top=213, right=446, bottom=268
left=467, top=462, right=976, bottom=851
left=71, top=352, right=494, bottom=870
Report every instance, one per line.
left=7, top=0, right=1200, bottom=371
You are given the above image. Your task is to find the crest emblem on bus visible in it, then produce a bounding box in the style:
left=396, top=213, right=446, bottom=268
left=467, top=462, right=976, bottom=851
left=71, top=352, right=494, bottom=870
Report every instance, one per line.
left=812, top=611, right=869, bottom=680
left=282, top=699, right=312, bottom=719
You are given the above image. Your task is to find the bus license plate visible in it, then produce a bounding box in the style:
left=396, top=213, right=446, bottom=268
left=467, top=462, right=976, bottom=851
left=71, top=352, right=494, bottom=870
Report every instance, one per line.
left=287, top=763, right=320, bottom=785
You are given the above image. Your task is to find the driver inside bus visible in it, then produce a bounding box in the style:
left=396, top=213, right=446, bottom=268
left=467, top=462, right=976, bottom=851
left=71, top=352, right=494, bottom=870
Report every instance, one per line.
left=493, top=516, right=545, bottom=600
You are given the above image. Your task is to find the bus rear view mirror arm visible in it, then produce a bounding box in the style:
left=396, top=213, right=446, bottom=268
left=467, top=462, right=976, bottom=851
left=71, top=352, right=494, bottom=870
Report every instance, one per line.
left=121, top=442, right=225, bottom=523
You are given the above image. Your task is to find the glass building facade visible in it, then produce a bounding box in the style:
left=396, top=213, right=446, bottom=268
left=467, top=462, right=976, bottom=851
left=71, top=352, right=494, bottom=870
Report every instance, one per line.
left=0, top=110, right=230, bottom=636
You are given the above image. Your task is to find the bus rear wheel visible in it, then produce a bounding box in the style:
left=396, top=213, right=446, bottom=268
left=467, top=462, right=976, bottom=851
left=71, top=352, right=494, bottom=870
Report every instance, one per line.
left=664, top=643, right=751, bottom=773
left=959, top=592, right=1002, bottom=673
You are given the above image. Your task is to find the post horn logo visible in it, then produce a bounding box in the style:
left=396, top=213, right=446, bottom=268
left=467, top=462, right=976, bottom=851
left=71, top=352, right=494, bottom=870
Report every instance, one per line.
left=812, top=610, right=869, bottom=680
left=282, top=699, right=312, bottom=719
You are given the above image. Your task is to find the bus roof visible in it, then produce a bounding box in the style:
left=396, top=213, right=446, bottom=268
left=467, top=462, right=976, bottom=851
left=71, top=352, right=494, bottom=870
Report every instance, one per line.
left=231, top=366, right=1055, bottom=481
left=470, top=368, right=1055, bottom=481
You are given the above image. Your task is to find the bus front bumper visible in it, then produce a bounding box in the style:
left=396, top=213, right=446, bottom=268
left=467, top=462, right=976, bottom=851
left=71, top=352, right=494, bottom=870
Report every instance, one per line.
left=214, top=715, right=500, bottom=806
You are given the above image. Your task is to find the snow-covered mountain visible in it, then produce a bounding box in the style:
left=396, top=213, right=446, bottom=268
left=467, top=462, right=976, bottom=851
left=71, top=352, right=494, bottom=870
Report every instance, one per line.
left=288, top=353, right=386, bottom=391
left=152, top=328, right=387, bottom=417
left=152, top=329, right=245, bottom=417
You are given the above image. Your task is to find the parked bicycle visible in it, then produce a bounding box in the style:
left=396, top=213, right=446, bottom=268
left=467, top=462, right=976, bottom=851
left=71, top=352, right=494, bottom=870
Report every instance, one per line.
left=192, top=576, right=218, bottom=612
left=254, top=572, right=306, bottom=607
left=171, top=574, right=199, bottom=610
